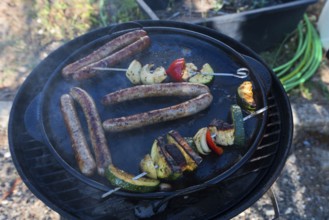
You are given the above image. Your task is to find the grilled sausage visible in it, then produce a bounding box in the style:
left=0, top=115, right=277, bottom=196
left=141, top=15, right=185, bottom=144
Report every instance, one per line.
left=72, top=35, right=151, bottom=81
left=60, top=94, right=96, bottom=176
left=103, top=92, right=213, bottom=132
left=62, top=29, right=148, bottom=79
left=69, top=87, right=112, bottom=176
left=101, top=82, right=211, bottom=105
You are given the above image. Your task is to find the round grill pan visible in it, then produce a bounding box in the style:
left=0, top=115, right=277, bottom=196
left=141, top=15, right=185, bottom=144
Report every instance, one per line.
left=37, top=25, right=268, bottom=199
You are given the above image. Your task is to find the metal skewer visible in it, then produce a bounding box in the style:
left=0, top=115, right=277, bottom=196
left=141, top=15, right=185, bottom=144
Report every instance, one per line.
left=92, top=67, right=249, bottom=79
left=243, top=106, right=268, bottom=121
left=211, top=106, right=268, bottom=138
left=101, top=165, right=159, bottom=198
left=92, top=67, right=127, bottom=72
left=190, top=67, right=249, bottom=79
left=102, top=106, right=268, bottom=198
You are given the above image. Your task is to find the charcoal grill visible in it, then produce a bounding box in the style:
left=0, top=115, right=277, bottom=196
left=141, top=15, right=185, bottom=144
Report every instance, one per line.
left=9, top=21, right=292, bottom=219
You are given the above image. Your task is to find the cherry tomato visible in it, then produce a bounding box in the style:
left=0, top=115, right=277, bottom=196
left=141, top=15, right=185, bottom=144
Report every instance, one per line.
left=206, top=129, right=224, bottom=156
left=166, top=58, right=186, bottom=82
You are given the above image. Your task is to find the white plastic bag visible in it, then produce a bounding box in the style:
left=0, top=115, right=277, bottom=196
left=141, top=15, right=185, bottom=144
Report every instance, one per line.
left=318, top=0, right=329, bottom=51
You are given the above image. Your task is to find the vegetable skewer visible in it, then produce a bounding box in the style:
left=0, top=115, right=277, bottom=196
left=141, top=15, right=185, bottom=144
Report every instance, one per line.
left=101, top=106, right=267, bottom=199
left=92, top=66, right=249, bottom=79
left=132, top=165, right=159, bottom=180
left=209, top=106, right=268, bottom=140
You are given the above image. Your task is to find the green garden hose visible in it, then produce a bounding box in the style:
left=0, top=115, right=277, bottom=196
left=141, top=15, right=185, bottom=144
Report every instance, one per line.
left=273, top=14, right=323, bottom=92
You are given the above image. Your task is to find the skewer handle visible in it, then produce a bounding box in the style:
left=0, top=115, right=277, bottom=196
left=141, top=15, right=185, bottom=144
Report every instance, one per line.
left=101, top=187, right=121, bottom=198
left=243, top=106, right=268, bottom=121
left=101, top=165, right=159, bottom=198
left=92, top=67, right=127, bottom=72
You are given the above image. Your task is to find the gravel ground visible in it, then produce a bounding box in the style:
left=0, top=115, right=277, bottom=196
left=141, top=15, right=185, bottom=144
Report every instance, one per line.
left=235, top=140, right=329, bottom=220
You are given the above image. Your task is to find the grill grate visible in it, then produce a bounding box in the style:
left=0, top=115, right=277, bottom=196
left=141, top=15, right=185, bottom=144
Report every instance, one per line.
left=227, top=93, right=280, bottom=180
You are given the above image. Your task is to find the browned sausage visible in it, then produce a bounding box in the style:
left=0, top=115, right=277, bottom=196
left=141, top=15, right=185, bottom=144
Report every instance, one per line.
left=69, top=87, right=112, bottom=176
left=62, top=29, right=148, bottom=79
left=101, top=82, right=211, bottom=105
left=72, top=36, right=151, bottom=81
left=103, top=92, right=213, bottom=132
left=60, top=94, right=96, bottom=176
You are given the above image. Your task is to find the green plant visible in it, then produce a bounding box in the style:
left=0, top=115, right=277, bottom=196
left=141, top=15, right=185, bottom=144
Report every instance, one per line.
left=299, top=83, right=313, bottom=100
left=213, top=0, right=224, bottom=12
left=100, top=0, right=146, bottom=24
left=34, top=0, right=98, bottom=42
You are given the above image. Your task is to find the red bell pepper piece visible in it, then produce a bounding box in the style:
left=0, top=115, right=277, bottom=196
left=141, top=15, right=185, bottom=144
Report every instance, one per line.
left=206, top=129, right=224, bottom=156
left=166, top=58, right=186, bottom=82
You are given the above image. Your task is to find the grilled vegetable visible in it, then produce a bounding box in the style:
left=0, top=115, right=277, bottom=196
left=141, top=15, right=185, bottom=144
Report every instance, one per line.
left=166, top=58, right=186, bottom=81
left=105, top=164, right=160, bottom=193
left=167, top=130, right=202, bottom=171
left=184, top=136, right=198, bottom=153
left=231, top=105, right=245, bottom=147
left=208, top=119, right=235, bottom=146
left=126, top=59, right=142, bottom=84
left=188, top=63, right=214, bottom=84
left=206, top=129, right=224, bottom=156
left=140, top=154, right=157, bottom=179
left=140, top=64, right=167, bottom=84
left=150, top=137, right=182, bottom=180
left=182, top=63, right=198, bottom=81
left=166, top=58, right=198, bottom=82
left=159, top=144, right=183, bottom=181
left=237, top=81, right=256, bottom=112
left=193, top=128, right=205, bottom=155
left=166, top=58, right=214, bottom=84
left=193, top=127, right=211, bottom=155
left=164, top=144, right=187, bottom=169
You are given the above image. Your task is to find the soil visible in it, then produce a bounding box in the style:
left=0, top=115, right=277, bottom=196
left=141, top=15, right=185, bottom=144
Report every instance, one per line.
left=151, top=0, right=282, bottom=22
left=0, top=0, right=329, bottom=219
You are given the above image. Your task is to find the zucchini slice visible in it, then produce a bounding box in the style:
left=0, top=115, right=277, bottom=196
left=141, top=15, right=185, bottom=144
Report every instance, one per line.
left=167, top=130, right=202, bottom=172
left=150, top=137, right=182, bottom=180
left=237, top=81, right=256, bottom=112
left=188, top=63, right=214, bottom=84
left=105, top=164, right=160, bottom=193
left=140, top=154, right=157, bottom=179
left=231, top=105, right=245, bottom=147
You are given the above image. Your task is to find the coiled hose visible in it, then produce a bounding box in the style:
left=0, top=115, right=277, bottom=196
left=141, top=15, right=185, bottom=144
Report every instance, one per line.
left=273, top=14, right=323, bottom=92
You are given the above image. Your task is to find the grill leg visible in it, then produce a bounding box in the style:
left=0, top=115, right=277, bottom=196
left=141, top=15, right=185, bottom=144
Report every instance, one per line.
left=267, top=187, right=281, bottom=219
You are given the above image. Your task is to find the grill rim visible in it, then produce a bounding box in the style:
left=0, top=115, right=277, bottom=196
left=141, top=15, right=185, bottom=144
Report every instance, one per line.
left=8, top=20, right=293, bottom=219
left=37, top=24, right=269, bottom=199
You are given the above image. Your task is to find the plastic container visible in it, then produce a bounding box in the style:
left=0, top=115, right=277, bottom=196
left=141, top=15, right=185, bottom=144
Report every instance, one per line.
left=137, top=0, right=318, bottom=52
left=318, top=0, right=329, bottom=51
